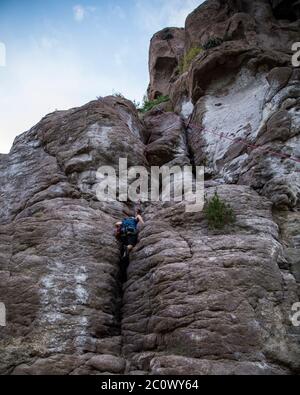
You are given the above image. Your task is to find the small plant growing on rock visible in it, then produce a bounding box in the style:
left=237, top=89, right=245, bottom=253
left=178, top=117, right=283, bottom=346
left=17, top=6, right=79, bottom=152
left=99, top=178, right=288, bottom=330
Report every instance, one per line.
left=133, top=99, right=140, bottom=109
left=204, top=191, right=235, bottom=230
left=113, top=92, right=125, bottom=99
left=140, top=95, right=170, bottom=113
left=164, top=100, right=174, bottom=112
left=178, top=46, right=203, bottom=74
left=203, top=37, right=223, bottom=50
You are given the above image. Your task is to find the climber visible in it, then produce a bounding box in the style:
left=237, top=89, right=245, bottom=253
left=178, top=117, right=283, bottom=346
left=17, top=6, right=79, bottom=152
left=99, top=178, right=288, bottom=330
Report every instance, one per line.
left=115, top=209, right=144, bottom=260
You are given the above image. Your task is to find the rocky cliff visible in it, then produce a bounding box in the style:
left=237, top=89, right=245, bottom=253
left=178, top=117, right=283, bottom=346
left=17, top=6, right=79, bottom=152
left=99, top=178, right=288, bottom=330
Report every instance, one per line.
left=0, top=0, right=299, bottom=375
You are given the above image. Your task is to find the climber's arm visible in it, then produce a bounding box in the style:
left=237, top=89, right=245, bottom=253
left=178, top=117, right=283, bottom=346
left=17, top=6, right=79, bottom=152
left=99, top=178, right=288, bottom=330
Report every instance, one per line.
left=136, top=214, right=145, bottom=225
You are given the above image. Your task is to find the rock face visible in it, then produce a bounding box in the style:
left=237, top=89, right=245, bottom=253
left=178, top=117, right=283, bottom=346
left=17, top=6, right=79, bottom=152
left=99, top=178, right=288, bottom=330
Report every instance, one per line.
left=0, top=97, right=145, bottom=375
left=124, top=185, right=299, bottom=375
left=157, top=0, right=300, bottom=209
left=148, top=28, right=185, bottom=100
left=143, top=109, right=190, bottom=167
left=0, top=0, right=300, bottom=375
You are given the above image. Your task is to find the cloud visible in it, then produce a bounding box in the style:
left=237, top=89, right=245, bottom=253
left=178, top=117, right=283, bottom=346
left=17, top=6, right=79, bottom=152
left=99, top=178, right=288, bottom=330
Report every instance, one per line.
left=0, top=1, right=202, bottom=153
left=73, top=5, right=86, bottom=21
left=73, top=5, right=96, bottom=22
left=135, top=0, right=203, bottom=32
left=0, top=39, right=145, bottom=153
left=166, top=0, right=202, bottom=26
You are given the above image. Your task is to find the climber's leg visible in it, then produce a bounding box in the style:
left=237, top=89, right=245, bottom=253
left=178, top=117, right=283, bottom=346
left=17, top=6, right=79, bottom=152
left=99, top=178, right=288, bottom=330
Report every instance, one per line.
left=127, top=244, right=133, bottom=253
left=121, top=235, right=137, bottom=259
left=119, top=234, right=127, bottom=258
left=126, top=234, right=138, bottom=255
left=121, top=247, right=127, bottom=259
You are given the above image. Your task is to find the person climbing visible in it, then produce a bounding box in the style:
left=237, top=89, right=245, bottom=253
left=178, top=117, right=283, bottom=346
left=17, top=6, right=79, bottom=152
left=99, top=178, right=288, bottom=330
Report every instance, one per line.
left=115, top=209, right=144, bottom=260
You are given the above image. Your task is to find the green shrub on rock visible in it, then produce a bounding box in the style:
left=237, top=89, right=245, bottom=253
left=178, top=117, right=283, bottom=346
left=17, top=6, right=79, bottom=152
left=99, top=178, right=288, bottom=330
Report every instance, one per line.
left=140, top=95, right=170, bottom=113
left=203, top=37, right=223, bottom=50
left=178, top=47, right=204, bottom=74
left=204, top=191, right=235, bottom=230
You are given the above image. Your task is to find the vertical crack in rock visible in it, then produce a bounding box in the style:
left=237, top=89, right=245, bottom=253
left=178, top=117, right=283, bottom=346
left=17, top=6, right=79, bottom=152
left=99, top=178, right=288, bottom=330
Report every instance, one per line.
left=1, top=0, right=300, bottom=376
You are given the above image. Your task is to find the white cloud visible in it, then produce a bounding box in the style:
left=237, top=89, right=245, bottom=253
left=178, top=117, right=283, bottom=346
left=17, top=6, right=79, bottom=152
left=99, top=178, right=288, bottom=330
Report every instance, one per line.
left=0, top=1, right=202, bottom=153
left=73, top=5, right=86, bottom=22
left=167, top=0, right=203, bottom=26
left=135, top=0, right=203, bottom=32
left=0, top=42, right=145, bottom=153
left=73, top=5, right=96, bottom=22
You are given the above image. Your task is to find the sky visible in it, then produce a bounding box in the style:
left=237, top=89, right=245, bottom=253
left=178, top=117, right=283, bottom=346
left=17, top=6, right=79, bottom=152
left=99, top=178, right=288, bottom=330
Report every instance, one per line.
left=0, top=0, right=204, bottom=153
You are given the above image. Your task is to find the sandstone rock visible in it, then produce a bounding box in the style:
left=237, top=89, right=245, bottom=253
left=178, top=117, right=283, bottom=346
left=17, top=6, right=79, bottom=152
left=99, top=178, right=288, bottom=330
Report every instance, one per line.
left=148, top=28, right=185, bottom=100
left=184, top=0, right=300, bottom=52
left=143, top=110, right=190, bottom=167
left=11, top=354, right=92, bottom=375
left=187, top=62, right=300, bottom=208
left=148, top=0, right=300, bottom=209
left=150, top=355, right=288, bottom=375
left=274, top=210, right=300, bottom=296
left=1, top=0, right=299, bottom=376
left=87, top=354, right=125, bottom=374
left=0, top=96, right=145, bottom=375
left=122, top=185, right=300, bottom=374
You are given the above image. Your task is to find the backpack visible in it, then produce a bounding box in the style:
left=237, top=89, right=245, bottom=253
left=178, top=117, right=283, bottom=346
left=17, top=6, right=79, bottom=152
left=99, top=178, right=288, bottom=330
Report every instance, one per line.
left=121, top=217, right=137, bottom=235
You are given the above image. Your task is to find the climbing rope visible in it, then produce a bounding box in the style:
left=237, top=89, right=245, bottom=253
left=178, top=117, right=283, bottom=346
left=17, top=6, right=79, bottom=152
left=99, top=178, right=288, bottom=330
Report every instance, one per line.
left=184, top=119, right=300, bottom=165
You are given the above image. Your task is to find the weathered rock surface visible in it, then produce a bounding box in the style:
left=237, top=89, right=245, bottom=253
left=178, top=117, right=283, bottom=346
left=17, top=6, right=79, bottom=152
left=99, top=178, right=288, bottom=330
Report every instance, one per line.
left=0, top=97, right=145, bottom=375
left=149, top=0, right=300, bottom=209
left=185, top=0, right=300, bottom=52
left=148, top=27, right=185, bottom=101
left=0, top=0, right=299, bottom=375
left=143, top=109, right=190, bottom=167
left=189, top=65, right=300, bottom=209
left=124, top=185, right=299, bottom=374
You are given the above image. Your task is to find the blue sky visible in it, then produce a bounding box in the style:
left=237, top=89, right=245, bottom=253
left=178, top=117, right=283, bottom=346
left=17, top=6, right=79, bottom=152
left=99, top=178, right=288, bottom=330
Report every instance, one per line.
left=0, top=0, right=203, bottom=153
